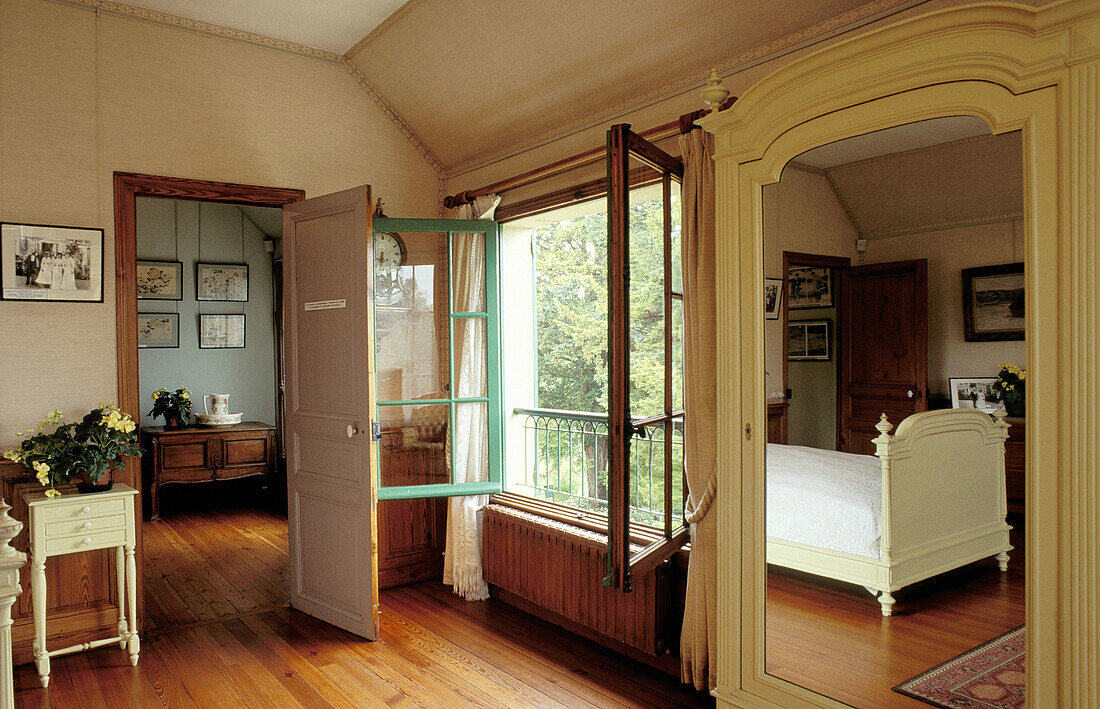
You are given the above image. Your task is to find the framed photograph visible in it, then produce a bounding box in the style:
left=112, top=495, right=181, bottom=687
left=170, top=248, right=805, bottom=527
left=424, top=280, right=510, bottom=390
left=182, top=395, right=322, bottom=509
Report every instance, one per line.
left=137, top=312, right=179, bottom=349
left=788, top=320, right=830, bottom=361
left=0, top=222, right=103, bottom=302
left=949, top=377, right=1000, bottom=412
left=199, top=313, right=245, bottom=349
left=136, top=260, right=183, bottom=300
left=764, top=278, right=783, bottom=320
left=962, top=262, right=1024, bottom=341
left=196, top=262, right=248, bottom=302
left=788, top=265, right=833, bottom=309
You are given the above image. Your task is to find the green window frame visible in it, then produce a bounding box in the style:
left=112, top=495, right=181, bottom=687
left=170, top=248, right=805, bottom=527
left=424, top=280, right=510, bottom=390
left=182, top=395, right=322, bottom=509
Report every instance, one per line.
left=373, top=217, right=504, bottom=500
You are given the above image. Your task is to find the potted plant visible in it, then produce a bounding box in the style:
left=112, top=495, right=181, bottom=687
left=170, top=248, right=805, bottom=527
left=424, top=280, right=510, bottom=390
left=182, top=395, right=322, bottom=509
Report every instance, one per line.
left=3, top=404, right=141, bottom=497
left=149, top=386, right=192, bottom=428
left=991, top=362, right=1026, bottom=418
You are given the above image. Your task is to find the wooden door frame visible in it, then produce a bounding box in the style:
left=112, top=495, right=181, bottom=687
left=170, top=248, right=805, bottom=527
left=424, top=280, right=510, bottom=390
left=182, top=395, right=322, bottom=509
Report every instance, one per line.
left=781, top=251, right=849, bottom=450
left=113, top=172, right=304, bottom=631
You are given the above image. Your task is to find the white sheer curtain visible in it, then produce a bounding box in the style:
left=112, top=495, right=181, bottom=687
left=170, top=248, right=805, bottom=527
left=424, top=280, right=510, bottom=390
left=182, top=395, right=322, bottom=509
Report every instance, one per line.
left=443, top=193, right=499, bottom=601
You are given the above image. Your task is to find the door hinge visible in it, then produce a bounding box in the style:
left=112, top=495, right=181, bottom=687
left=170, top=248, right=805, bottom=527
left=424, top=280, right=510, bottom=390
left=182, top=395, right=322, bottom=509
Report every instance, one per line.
left=371, top=420, right=382, bottom=441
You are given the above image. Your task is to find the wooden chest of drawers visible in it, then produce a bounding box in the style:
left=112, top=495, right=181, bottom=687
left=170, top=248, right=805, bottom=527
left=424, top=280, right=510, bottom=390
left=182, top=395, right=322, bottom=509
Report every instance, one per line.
left=1004, top=417, right=1025, bottom=517
left=140, top=422, right=275, bottom=520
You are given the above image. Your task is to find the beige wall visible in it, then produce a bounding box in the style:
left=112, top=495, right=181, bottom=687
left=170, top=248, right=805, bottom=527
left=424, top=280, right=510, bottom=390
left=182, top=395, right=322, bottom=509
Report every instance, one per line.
left=0, top=0, right=440, bottom=445
left=764, top=166, right=858, bottom=448
left=863, top=220, right=1026, bottom=395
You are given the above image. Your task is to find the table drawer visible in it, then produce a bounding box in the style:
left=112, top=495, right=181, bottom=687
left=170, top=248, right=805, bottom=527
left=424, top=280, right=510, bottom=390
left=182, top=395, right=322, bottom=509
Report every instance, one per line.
left=39, top=497, right=127, bottom=523
left=161, top=441, right=208, bottom=470
left=45, top=513, right=128, bottom=538
left=45, top=528, right=128, bottom=555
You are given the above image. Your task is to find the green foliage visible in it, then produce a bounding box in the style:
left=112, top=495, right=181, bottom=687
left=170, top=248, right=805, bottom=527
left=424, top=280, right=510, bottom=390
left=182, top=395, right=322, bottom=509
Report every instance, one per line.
left=3, top=405, right=142, bottom=496
left=149, top=386, right=193, bottom=424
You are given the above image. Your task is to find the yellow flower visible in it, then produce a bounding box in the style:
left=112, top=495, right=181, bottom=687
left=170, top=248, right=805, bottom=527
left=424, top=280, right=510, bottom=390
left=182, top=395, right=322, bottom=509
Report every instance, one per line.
left=32, top=461, right=50, bottom=475
left=44, top=489, right=60, bottom=499
left=2, top=449, right=22, bottom=462
left=1019, top=371, right=1026, bottom=381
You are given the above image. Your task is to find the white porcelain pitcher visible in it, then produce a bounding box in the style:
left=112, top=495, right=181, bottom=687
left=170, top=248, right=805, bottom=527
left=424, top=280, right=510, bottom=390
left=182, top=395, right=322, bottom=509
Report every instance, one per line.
left=204, top=393, right=231, bottom=416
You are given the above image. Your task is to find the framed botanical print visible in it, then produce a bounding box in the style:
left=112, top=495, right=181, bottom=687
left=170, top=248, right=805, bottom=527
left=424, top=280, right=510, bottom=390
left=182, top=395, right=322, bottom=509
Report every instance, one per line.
left=136, top=260, right=183, bottom=300
left=199, top=313, right=245, bottom=349
left=196, top=262, right=248, bottom=302
left=787, top=265, right=833, bottom=309
left=962, top=262, right=1024, bottom=341
left=137, top=312, right=179, bottom=349
left=1, top=221, right=104, bottom=302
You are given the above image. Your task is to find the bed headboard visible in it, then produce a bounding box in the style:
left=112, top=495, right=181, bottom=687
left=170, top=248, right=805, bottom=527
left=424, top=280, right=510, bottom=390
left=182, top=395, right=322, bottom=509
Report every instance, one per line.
left=872, top=409, right=1009, bottom=567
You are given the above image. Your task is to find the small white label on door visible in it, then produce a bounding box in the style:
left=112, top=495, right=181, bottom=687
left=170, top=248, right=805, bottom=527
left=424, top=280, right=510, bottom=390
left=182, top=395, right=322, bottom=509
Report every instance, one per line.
left=304, top=298, right=347, bottom=311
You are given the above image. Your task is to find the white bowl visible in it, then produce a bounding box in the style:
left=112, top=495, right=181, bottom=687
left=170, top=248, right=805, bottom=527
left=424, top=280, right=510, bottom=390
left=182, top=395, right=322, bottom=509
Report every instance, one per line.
left=194, top=412, right=243, bottom=426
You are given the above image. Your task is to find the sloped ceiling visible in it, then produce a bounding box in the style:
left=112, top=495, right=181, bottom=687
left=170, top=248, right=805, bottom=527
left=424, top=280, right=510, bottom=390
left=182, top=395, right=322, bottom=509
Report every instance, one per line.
left=347, top=0, right=917, bottom=172
left=800, top=128, right=1023, bottom=239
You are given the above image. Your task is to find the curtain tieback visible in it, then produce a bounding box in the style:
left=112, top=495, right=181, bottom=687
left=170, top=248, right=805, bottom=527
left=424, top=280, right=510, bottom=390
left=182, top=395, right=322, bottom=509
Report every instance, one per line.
left=683, top=473, right=717, bottom=525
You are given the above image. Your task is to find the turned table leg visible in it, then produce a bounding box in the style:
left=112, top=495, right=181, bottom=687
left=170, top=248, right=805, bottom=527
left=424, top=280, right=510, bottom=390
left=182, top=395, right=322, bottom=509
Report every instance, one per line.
left=124, top=544, right=139, bottom=665
left=31, top=554, right=48, bottom=687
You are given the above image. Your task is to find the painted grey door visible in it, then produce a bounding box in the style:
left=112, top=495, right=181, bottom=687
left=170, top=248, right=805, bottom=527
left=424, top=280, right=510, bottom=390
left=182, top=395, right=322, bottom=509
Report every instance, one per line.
left=282, top=186, right=379, bottom=639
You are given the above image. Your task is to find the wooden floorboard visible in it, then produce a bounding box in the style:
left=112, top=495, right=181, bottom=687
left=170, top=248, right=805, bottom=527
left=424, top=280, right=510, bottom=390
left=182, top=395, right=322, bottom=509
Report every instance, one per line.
left=18, top=506, right=709, bottom=708
left=765, top=524, right=1026, bottom=707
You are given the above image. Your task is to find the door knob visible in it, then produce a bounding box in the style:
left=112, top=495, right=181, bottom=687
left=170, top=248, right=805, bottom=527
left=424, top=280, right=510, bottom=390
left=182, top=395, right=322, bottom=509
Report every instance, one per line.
left=907, top=390, right=914, bottom=398
left=346, top=424, right=357, bottom=439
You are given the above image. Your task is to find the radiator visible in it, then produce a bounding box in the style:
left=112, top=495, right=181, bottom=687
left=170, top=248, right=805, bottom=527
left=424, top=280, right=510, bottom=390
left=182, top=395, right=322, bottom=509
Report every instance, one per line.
left=482, top=504, right=666, bottom=655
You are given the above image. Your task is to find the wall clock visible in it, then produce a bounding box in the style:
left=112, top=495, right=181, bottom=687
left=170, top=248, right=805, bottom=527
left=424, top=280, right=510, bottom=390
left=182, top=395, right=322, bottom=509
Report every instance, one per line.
left=373, top=232, right=406, bottom=269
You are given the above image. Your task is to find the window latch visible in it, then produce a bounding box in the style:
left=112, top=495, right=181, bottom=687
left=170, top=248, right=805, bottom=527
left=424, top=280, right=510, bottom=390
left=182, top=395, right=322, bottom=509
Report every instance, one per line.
left=371, top=420, right=382, bottom=441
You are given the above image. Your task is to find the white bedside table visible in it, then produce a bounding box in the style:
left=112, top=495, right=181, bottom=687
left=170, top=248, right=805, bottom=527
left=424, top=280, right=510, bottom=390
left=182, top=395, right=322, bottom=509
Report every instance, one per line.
left=24, top=483, right=139, bottom=688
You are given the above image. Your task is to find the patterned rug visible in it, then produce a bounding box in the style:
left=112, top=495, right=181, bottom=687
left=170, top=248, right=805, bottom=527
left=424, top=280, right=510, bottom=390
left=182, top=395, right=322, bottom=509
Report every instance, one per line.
left=893, top=626, right=1025, bottom=708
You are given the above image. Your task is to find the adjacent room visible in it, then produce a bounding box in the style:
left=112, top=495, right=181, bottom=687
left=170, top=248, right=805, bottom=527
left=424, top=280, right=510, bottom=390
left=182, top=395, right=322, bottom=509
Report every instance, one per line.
left=0, top=1, right=1096, bottom=708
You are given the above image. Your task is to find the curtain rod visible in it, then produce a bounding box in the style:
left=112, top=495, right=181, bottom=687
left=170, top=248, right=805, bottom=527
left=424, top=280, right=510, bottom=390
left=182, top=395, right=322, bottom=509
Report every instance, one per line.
left=442, top=97, right=735, bottom=209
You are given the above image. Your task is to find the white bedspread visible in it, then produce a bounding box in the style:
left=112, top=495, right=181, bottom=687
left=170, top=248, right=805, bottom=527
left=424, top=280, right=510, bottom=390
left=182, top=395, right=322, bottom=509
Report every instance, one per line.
left=766, top=443, right=882, bottom=559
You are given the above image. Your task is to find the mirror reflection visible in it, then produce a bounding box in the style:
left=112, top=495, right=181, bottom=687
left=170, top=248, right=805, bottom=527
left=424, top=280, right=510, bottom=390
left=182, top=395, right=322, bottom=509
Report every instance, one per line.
left=762, top=117, right=1027, bottom=706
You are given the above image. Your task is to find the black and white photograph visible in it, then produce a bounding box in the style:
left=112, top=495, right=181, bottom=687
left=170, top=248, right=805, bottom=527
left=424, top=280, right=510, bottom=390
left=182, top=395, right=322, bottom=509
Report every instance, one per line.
left=949, top=377, right=1000, bottom=412
left=1, top=222, right=103, bottom=302
left=137, top=260, right=184, bottom=300
left=764, top=278, right=783, bottom=320
left=137, top=312, right=180, bottom=348
left=196, top=262, right=248, bottom=302
left=962, top=262, right=1024, bottom=341
left=788, top=320, right=830, bottom=361
left=788, top=265, right=832, bottom=309
left=199, top=313, right=246, bottom=349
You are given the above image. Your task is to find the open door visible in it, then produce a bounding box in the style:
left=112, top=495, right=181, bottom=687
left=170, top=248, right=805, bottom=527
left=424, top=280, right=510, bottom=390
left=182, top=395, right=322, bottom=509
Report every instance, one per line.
left=282, top=186, right=379, bottom=639
left=839, top=259, right=928, bottom=454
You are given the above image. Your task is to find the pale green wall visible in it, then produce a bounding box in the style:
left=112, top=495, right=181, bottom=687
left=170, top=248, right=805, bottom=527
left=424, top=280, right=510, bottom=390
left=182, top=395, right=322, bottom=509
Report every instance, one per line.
left=136, top=198, right=278, bottom=427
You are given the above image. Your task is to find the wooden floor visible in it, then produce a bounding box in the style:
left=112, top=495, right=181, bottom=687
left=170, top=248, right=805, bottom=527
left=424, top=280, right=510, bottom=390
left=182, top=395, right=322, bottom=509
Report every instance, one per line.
left=766, top=524, right=1026, bottom=707
left=16, top=506, right=711, bottom=708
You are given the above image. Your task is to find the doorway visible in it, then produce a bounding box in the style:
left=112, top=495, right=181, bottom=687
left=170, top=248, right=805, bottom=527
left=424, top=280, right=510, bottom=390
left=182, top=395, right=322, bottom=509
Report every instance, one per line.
left=113, top=173, right=304, bottom=632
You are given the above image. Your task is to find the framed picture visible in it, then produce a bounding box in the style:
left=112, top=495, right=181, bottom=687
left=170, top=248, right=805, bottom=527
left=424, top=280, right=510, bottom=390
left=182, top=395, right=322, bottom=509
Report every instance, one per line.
left=764, top=278, right=783, bottom=320
left=962, top=262, right=1024, bottom=341
left=949, top=377, right=1000, bottom=412
left=196, top=262, right=248, bottom=302
left=0, top=222, right=103, bottom=302
left=137, top=313, right=180, bottom=349
left=788, top=320, right=830, bottom=361
left=199, top=313, right=245, bottom=349
left=136, top=260, right=183, bottom=300
left=788, top=265, right=833, bottom=309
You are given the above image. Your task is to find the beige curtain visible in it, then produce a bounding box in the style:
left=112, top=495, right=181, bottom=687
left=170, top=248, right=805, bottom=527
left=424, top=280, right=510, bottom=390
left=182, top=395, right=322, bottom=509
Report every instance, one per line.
left=442, top=193, right=500, bottom=601
left=678, top=129, right=719, bottom=690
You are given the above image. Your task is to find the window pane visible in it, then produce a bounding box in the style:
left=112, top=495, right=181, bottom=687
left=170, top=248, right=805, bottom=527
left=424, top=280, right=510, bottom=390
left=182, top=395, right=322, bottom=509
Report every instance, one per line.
left=628, top=177, right=667, bottom=419
left=379, top=404, right=451, bottom=487
left=532, top=202, right=608, bottom=413
left=375, top=232, right=449, bottom=401
left=454, top=316, right=487, bottom=397
left=628, top=422, right=684, bottom=527
left=671, top=182, right=682, bottom=294
left=673, top=297, right=684, bottom=412
left=452, top=232, right=486, bottom=313
left=453, top=402, right=488, bottom=483
left=515, top=411, right=609, bottom=513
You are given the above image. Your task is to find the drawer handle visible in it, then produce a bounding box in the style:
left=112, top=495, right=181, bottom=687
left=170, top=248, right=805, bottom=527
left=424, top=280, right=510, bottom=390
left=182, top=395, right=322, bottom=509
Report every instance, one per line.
left=81, top=506, right=91, bottom=514
left=82, top=537, right=92, bottom=545
left=82, top=521, right=93, bottom=530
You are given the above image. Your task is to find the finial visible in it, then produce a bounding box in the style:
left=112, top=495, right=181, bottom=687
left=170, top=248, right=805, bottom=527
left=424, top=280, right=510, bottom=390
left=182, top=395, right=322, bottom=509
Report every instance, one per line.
left=0, top=498, right=23, bottom=559
left=874, top=413, right=893, bottom=436
left=992, top=407, right=1008, bottom=425
left=700, top=68, right=730, bottom=110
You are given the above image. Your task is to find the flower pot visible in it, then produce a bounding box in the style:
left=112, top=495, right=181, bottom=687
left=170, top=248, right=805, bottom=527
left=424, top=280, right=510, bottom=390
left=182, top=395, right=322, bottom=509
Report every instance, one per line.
left=75, top=470, right=113, bottom=494
left=164, top=415, right=182, bottom=429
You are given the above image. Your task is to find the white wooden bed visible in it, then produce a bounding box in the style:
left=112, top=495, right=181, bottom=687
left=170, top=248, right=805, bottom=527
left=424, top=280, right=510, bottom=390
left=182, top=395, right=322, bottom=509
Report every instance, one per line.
left=766, top=408, right=1012, bottom=616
